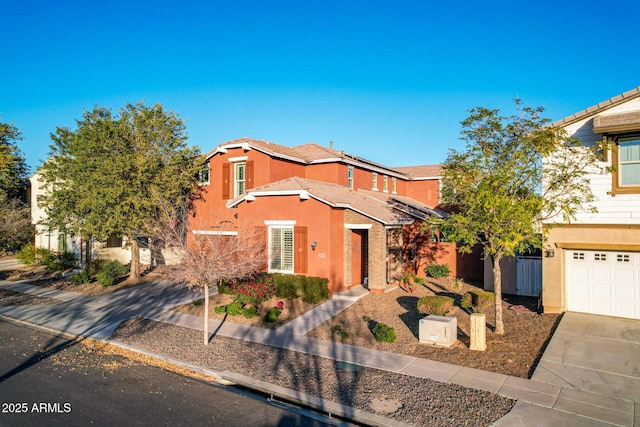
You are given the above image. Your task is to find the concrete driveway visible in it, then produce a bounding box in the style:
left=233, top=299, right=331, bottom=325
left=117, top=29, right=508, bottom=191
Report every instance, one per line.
left=495, top=312, right=640, bottom=426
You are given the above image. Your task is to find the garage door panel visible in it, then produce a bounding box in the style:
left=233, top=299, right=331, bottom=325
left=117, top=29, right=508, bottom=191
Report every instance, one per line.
left=566, top=250, right=640, bottom=320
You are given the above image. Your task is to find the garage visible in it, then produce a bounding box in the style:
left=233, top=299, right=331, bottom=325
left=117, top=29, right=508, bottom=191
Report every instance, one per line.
left=566, top=250, right=640, bottom=319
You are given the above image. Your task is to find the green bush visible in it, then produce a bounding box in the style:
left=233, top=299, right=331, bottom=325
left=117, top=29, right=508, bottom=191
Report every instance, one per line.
left=43, top=251, right=77, bottom=271
left=333, top=324, right=349, bottom=340
left=71, top=271, right=90, bottom=285
left=373, top=322, right=396, bottom=343
left=461, top=290, right=495, bottom=313
left=96, top=260, right=128, bottom=287
left=17, top=244, right=37, bottom=266
left=417, top=295, right=454, bottom=316
left=264, top=307, right=282, bottom=323
left=273, top=274, right=329, bottom=303
left=274, top=275, right=299, bottom=299
left=191, top=299, right=203, bottom=307
left=300, top=277, right=330, bottom=304
left=242, top=306, right=259, bottom=319
left=424, top=263, right=451, bottom=278
left=214, top=305, right=227, bottom=314
left=225, top=301, right=244, bottom=316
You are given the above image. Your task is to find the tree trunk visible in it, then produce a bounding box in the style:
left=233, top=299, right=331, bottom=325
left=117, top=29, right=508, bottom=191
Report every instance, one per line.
left=84, top=236, right=92, bottom=273
left=492, top=252, right=505, bottom=335
left=130, top=237, right=141, bottom=279
left=203, top=283, right=209, bottom=346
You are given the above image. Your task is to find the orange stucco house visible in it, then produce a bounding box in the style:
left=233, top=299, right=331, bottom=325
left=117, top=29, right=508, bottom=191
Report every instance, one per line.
left=189, top=138, right=482, bottom=294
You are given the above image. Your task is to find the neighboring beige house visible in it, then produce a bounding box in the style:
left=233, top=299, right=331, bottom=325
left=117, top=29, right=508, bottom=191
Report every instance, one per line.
left=29, top=170, right=178, bottom=266
left=542, top=86, right=640, bottom=320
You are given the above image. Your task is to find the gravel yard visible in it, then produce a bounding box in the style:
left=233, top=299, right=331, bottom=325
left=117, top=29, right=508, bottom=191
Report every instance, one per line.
left=111, top=318, right=515, bottom=427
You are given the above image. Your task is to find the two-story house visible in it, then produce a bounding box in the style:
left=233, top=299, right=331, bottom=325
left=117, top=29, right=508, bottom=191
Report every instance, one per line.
left=542, top=86, right=640, bottom=320
left=190, top=138, right=483, bottom=294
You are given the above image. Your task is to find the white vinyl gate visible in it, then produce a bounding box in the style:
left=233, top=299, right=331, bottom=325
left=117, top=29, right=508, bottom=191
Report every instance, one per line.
left=516, top=256, right=542, bottom=297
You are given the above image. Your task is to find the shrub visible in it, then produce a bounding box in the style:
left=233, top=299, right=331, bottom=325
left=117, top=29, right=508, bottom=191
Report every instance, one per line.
left=229, top=275, right=277, bottom=306
left=373, top=322, right=396, bottom=343
left=192, top=299, right=203, bottom=306
left=96, top=260, right=128, bottom=287
left=17, top=244, right=37, bottom=266
left=264, top=307, right=282, bottom=323
left=274, top=275, right=299, bottom=299
left=300, top=277, right=329, bottom=304
left=71, top=271, right=90, bottom=285
left=242, top=306, right=259, bottom=319
left=43, top=251, right=77, bottom=270
left=214, top=305, right=227, bottom=314
left=333, top=324, right=349, bottom=340
left=225, top=301, right=244, bottom=316
left=425, top=263, right=451, bottom=278
left=461, top=290, right=495, bottom=313
left=417, top=295, right=454, bottom=316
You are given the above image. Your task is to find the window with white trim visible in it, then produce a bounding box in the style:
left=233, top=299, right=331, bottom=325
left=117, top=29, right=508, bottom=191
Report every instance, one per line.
left=235, top=162, right=246, bottom=197
left=269, top=226, right=294, bottom=273
left=372, top=172, right=378, bottom=190
left=594, top=253, right=607, bottom=262
left=383, top=175, right=388, bottom=192
left=347, top=166, right=354, bottom=190
left=391, top=177, right=397, bottom=193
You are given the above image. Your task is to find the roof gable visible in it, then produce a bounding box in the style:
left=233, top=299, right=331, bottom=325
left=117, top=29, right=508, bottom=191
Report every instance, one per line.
left=553, top=86, right=640, bottom=128
left=228, top=177, right=417, bottom=225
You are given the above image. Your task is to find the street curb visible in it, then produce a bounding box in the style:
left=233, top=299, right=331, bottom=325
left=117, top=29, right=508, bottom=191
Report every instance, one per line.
left=1, top=314, right=414, bottom=427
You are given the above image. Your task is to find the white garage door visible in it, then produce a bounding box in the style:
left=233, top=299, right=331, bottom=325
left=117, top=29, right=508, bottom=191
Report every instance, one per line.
left=566, top=250, right=640, bottom=319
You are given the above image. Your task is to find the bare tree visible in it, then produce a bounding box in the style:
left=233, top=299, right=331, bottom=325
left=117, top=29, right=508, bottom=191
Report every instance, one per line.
left=155, top=195, right=266, bottom=345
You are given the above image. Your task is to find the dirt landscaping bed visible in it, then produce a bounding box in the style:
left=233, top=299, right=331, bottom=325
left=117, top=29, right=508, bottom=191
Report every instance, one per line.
left=307, top=278, right=561, bottom=379
left=173, top=293, right=323, bottom=330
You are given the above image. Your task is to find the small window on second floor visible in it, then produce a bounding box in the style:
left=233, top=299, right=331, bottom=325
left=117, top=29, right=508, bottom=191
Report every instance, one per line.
left=391, top=177, right=397, bottom=193
left=235, top=162, right=246, bottom=197
left=198, top=163, right=210, bottom=185
left=347, top=166, right=354, bottom=190
left=372, top=172, right=378, bottom=190
left=383, top=175, right=388, bottom=192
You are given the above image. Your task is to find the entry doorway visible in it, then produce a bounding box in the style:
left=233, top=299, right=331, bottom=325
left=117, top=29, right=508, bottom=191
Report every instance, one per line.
left=351, top=229, right=368, bottom=286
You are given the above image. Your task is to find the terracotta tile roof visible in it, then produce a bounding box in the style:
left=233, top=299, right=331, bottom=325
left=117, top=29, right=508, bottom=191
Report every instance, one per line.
left=393, top=164, right=442, bottom=179
left=205, top=137, right=306, bottom=162
left=291, top=143, right=342, bottom=162
left=358, top=189, right=446, bottom=219
left=552, top=86, right=640, bottom=128
left=235, top=177, right=415, bottom=225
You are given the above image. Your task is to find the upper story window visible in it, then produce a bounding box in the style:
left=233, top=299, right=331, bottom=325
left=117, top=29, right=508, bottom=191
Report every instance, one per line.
left=372, top=172, right=378, bottom=190
left=198, top=163, right=210, bottom=185
left=347, top=166, right=354, bottom=190
left=391, top=177, right=397, bottom=193
left=618, top=137, right=640, bottom=186
left=235, top=162, right=246, bottom=197
left=383, top=175, right=388, bottom=192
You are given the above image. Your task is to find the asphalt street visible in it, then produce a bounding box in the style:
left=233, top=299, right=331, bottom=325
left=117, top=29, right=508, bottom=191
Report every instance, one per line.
left=0, top=318, right=344, bottom=427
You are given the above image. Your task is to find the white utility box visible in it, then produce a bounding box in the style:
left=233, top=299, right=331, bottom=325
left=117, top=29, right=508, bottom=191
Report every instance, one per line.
left=419, top=315, right=457, bottom=347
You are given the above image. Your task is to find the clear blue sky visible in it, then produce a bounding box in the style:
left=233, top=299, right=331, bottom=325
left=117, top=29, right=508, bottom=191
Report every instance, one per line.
left=2, top=0, right=638, bottom=172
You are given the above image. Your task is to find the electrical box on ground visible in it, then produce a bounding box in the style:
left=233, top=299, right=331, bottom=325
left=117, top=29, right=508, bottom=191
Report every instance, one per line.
left=419, top=315, right=457, bottom=347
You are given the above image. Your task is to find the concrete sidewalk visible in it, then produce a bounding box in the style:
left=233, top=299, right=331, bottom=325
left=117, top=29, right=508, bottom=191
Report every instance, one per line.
left=1, top=278, right=638, bottom=426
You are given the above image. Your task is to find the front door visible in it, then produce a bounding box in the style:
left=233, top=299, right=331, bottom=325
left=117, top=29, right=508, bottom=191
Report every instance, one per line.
left=351, top=230, right=368, bottom=286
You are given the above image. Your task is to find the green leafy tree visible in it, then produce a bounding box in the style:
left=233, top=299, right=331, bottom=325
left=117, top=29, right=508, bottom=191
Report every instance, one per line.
left=433, top=100, right=601, bottom=335
left=39, top=102, right=200, bottom=278
left=0, top=118, right=28, bottom=200
left=0, top=118, right=32, bottom=253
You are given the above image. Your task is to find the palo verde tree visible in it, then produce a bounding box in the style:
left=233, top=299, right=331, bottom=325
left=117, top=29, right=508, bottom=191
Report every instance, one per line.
left=0, top=118, right=32, bottom=253
left=40, top=102, right=201, bottom=278
left=433, top=100, right=601, bottom=335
